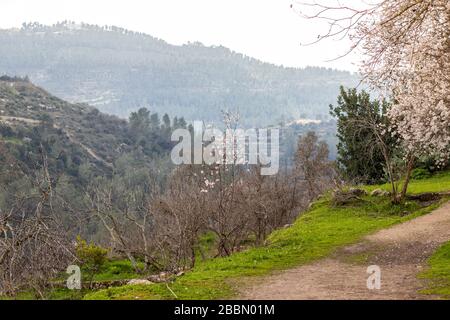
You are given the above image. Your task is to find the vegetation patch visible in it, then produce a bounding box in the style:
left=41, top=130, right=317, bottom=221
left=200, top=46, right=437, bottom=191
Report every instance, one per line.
left=419, top=241, right=450, bottom=299
left=364, top=171, right=450, bottom=195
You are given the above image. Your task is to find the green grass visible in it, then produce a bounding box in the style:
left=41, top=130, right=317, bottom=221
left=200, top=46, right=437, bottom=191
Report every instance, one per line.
left=419, top=241, right=450, bottom=299
left=85, top=186, right=449, bottom=300
left=91, top=259, right=145, bottom=281
left=365, top=170, right=450, bottom=195
left=51, top=259, right=145, bottom=283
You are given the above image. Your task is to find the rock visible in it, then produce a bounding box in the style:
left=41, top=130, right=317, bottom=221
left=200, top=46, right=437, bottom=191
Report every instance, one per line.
left=146, top=270, right=186, bottom=283
left=127, top=279, right=153, bottom=286
left=148, top=272, right=170, bottom=283
left=332, top=189, right=364, bottom=206
left=159, top=272, right=169, bottom=280
left=147, top=275, right=160, bottom=283
left=176, top=271, right=185, bottom=277
left=370, top=189, right=390, bottom=197
left=349, top=188, right=368, bottom=196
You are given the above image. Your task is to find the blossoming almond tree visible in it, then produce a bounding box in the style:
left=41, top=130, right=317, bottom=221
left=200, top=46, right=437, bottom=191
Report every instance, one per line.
left=361, top=0, right=450, bottom=157
left=295, top=0, right=450, bottom=201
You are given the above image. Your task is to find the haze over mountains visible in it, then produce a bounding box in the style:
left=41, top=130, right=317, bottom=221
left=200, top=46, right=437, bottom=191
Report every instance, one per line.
left=0, top=22, right=359, bottom=127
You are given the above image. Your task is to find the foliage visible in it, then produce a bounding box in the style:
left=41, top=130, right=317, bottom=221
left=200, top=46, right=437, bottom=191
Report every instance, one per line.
left=0, top=78, right=177, bottom=171
left=298, top=0, right=450, bottom=165
left=297, top=1, right=449, bottom=198
left=411, top=168, right=432, bottom=181
left=330, top=87, right=394, bottom=184
left=75, top=236, right=108, bottom=278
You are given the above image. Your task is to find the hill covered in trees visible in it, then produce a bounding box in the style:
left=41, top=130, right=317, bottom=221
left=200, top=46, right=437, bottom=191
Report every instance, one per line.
left=0, top=22, right=359, bottom=126
left=0, top=76, right=176, bottom=207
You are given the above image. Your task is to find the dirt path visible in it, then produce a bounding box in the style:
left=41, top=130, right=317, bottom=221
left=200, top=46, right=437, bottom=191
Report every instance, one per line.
left=240, top=202, right=450, bottom=300
left=0, top=115, right=114, bottom=169
left=54, top=124, right=114, bottom=169
left=0, top=115, right=41, bottom=125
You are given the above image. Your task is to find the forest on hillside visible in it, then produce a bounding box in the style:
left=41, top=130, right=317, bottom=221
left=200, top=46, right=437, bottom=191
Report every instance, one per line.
left=0, top=22, right=359, bottom=126
left=0, top=76, right=339, bottom=297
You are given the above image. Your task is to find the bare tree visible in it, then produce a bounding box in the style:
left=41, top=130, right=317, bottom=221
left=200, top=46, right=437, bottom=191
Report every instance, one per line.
left=295, top=132, right=334, bottom=201
left=240, top=165, right=307, bottom=245
left=86, top=175, right=163, bottom=272
left=0, top=149, right=74, bottom=297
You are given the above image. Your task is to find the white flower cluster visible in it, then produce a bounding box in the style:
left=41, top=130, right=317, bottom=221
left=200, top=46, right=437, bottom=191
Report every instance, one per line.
left=360, top=0, right=450, bottom=163
left=199, top=165, right=221, bottom=193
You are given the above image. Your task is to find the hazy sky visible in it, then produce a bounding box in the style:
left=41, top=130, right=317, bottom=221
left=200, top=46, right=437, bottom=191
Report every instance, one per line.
left=0, top=0, right=361, bottom=71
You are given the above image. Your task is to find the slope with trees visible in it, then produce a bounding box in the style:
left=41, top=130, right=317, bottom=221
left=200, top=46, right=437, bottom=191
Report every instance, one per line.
left=0, top=22, right=359, bottom=127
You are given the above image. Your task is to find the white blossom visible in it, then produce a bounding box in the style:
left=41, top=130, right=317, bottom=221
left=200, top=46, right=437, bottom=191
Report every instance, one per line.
left=359, top=0, right=450, bottom=162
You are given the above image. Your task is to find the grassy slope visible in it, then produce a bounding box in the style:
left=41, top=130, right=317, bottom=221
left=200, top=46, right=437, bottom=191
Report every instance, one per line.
left=84, top=171, right=450, bottom=300
left=365, top=171, right=450, bottom=194
left=420, top=241, right=450, bottom=299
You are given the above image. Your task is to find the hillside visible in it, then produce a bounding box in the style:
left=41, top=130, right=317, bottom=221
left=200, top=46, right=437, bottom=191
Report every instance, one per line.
left=0, top=22, right=359, bottom=126
left=0, top=77, right=175, bottom=238
left=0, top=75, right=175, bottom=170
left=1, top=77, right=122, bottom=169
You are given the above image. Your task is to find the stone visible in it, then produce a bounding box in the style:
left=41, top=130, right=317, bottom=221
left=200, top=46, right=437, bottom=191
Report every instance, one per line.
left=349, top=188, right=368, bottom=196
left=127, top=279, right=153, bottom=286
left=370, top=189, right=390, bottom=197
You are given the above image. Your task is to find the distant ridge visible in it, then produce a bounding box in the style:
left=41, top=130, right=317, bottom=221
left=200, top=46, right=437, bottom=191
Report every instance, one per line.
left=0, top=22, right=359, bottom=126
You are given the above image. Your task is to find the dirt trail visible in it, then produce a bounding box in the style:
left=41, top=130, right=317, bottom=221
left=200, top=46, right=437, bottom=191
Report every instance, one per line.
left=54, top=124, right=114, bottom=169
left=240, top=202, right=450, bottom=300
left=0, top=115, right=41, bottom=125
left=0, top=115, right=113, bottom=168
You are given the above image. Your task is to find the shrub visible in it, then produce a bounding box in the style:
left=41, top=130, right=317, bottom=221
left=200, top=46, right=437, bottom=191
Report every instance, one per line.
left=75, top=236, right=108, bottom=283
left=411, top=168, right=431, bottom=180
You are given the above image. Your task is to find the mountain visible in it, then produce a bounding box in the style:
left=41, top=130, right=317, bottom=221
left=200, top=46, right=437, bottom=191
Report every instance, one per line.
left=0, top=22, right=359, bottom=127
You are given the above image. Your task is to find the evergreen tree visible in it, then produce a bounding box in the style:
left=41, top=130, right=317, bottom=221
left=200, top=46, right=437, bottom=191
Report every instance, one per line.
left=129, top=108, right=151, bottom=141
left=150, top=113, right=160, bottom=129
left=162, top=114, right=171, bottom=130
left=330, top=87, right=393, bottom=184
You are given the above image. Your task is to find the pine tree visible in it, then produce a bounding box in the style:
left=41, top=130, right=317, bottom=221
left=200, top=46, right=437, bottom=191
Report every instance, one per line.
left=330, top=87, right=393, bottom=184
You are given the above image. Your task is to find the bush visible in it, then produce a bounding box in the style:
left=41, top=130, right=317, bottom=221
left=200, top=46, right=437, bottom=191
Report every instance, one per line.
left=411, top=168, right=431, bottom=180
left=75, top=236, right=108, bottom=282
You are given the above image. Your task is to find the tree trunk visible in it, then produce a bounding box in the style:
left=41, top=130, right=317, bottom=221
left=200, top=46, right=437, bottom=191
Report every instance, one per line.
left=394, top=154, right=415, bottom=204
left=190, top=245, right=196, bottom=269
